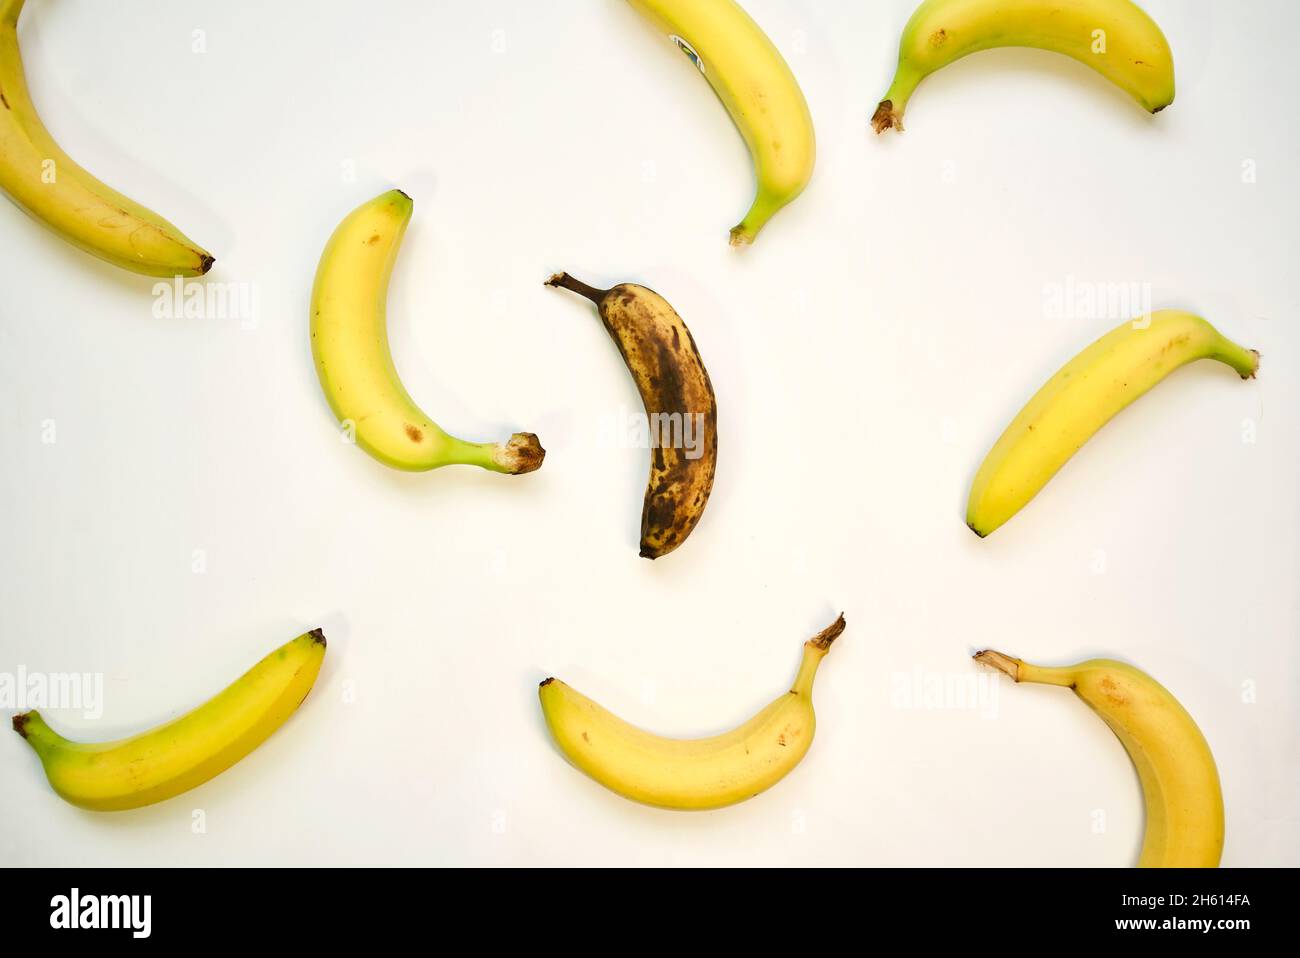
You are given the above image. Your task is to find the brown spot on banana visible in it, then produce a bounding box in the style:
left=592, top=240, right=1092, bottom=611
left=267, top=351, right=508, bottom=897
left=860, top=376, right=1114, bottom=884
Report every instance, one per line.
left=546, top=272, right=718, bottom=559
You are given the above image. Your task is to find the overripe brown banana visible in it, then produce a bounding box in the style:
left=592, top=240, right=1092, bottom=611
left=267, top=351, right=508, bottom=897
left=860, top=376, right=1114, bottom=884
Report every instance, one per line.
left=546, top=273, right=717, bottom=559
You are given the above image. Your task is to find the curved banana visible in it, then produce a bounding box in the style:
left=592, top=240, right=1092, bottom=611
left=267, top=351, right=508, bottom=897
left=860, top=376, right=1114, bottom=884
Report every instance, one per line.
left=540, top=615, right=844, bottom=810
left=873, top=0, right=1174, bottom=133
left=0, top=0, right=212, bottom=276
left=626, top=0, right=815, bottom=245
left=13, top=630, right=326, bottom=811
left=546, top=272, right=717, bottom=558
left=311, top=190, right=544, bottom=474
left=975, top=650, right=1223, bottom=867
left=967, top=310, right=1258, bottom=537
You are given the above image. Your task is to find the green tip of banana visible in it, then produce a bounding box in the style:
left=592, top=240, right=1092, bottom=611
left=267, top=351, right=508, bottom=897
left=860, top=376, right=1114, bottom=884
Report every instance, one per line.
left=383, top=188, right=414, bottom=213
left=1244, top=350, right=1262, bottom=379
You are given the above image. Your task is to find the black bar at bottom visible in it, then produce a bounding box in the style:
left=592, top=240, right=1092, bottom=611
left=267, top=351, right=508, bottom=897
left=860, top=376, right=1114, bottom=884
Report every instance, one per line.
left=0, top=866, right=1284, bottom=942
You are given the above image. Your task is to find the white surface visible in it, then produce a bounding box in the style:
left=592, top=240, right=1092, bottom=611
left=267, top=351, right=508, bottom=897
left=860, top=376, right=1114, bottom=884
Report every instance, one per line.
left=0, top=0, right=1296, bottom=867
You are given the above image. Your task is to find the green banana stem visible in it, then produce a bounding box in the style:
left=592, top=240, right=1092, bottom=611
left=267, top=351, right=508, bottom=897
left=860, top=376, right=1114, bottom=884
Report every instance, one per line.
left=730, top=194, right=785, bottom=247
left=12, top=710, right=63, bottom=758
left=1211, top=338, right=1261, bottom=380
left=872, top=68, right=923, bottom=133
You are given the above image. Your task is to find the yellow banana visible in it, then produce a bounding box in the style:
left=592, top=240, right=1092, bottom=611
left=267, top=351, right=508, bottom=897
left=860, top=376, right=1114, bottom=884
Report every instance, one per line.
left=546, top=272, right=717, bottom=558
left=311, top=190, right=544, bottom=474
left=0, top=0, right=212, bottom=276
left=626, top=0, right=815, bottom=245
left=967, top=310, right=1258, bottom=537
left=539, top=614, right=844, bottom=810
left=873, top=0, right=1175, bottom=133
left=975, top=650, right=1224, bottom=867
left=13, top=630, right=326, bottom=811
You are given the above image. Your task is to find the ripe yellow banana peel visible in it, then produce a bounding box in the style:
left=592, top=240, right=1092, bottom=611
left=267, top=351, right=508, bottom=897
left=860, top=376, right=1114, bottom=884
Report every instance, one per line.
left=977, top=650, right=1224, bottom=867
left=967, top=311, right=1258, bottom=537
left=627, top=0, right=815, bottom=245
left=540, top=614, right=844, bottom=810
left=0, top=0, right=213, bottom=276
left=874, top=0, right=1175, bottom=133
left=311, top=190, right=544, bottom=475
left=13, top=631, right=326, bottom=811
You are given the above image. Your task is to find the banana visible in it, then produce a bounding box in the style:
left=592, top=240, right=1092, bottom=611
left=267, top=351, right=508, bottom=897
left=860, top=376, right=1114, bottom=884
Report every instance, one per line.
left=12, top=630, right=326, bottom=811
left=975, top=650, right=1223, bottom=867
left=540, top=614, right=844, bottom=810
left=626, top=0, right=815, bottom=245
left=0, top=0, right=212, bottom=276
left=967, top=310, right=1258, bottom=537
left=546, top=272, right=717, bottom=558
left=311, top=190, right=544, bottom=475
left=873, top=0, right=1175, bottom=133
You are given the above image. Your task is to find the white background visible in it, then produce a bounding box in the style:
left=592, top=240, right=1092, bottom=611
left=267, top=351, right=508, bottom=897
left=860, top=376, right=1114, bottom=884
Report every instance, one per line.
left=0, top=0, right=1296, bottom=866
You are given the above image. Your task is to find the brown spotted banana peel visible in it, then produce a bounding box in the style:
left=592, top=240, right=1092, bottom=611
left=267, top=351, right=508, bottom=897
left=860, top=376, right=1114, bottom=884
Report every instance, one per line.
left=546, top=272, right=717, bottom=559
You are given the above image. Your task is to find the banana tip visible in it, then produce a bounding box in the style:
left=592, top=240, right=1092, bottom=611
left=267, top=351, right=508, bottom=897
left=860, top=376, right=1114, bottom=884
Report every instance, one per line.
left=545, top=272, right=607, bottom=305
left=871, top=100, right=903, bottom=134
left=966, top=520, right=989, bottom=539
left=308, top=628, right=326, bottom=647
left=973, top=650, right=1020, bottom=681
left=1245, top=349, right=1261, bottom=379
left=198, top=254, right=215, bottom=276
left=728, top=227, right=754, bottom=248
left=12, top=712, right=30, bottom=738
left=809, top=614, right=846, bottom=651
left=538, top=677, right=555, bottom=689
left=495, top=433, right=545, bottom=474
